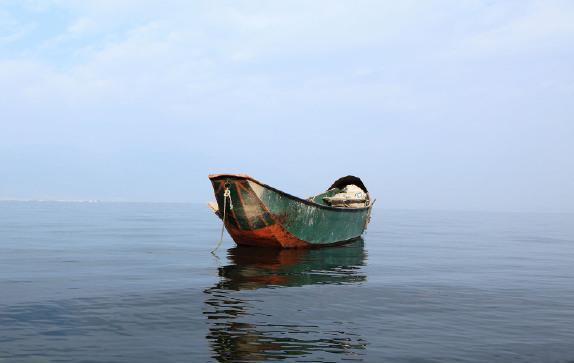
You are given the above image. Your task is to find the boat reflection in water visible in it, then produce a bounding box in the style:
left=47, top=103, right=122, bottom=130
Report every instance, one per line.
left=204, top=239, right=367, bottom=362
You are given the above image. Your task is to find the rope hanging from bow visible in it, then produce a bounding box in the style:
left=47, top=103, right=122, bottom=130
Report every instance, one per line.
left=211, top=185, right=233, bottom=254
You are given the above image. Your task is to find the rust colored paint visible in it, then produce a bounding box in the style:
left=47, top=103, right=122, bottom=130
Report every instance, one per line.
left=212, top=176, right=311, bottom=247
left=224, top=222, right=311, bottom=248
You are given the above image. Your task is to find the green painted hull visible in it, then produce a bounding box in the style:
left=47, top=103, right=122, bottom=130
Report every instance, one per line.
left=209, top=174, right=373, bottom=248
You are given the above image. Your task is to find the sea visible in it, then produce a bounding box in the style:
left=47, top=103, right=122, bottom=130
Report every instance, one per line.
left=1, top=201, right=573, bottom=362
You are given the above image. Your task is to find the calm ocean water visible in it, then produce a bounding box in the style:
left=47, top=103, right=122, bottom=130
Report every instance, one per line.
left=1, top=202, right=573, bottom=362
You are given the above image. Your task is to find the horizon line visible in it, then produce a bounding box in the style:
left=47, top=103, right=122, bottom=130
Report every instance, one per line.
left=1, top=199, right=572, bottom=215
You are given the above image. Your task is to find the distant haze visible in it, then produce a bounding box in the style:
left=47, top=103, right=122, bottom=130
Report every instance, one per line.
left=1, top=1, right=573, bottom=212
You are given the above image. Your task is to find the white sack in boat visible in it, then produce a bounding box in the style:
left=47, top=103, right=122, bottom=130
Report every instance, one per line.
left=324, top=184, right=368, bottom=208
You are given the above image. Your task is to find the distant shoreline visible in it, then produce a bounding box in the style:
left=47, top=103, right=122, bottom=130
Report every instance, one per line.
left=0, top=199, right=196, bottom=204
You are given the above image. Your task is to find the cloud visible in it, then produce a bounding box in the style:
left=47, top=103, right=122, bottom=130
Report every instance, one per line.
left=444, top=1, right=574, bottom=59
left=0, top=0, right=573, bottom=209
left=2, top=0, right=573, bottom=119
left=0, top=5, right=36, bottom=46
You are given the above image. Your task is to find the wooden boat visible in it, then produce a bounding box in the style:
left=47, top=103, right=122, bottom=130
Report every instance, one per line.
left=208, top=174, right=374, bottom=248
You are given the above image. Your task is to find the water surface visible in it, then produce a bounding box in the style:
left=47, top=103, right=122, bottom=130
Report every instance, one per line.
left=1, top=202, right=573, bottom=362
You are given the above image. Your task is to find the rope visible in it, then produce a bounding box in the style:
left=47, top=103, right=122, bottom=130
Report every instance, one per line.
left=365, top=198, right=376, bottom=230
left=211, top=186, right=232, bottom=254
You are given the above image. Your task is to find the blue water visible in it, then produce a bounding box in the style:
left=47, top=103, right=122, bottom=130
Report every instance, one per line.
left=1, top=202, right=574, bottom=362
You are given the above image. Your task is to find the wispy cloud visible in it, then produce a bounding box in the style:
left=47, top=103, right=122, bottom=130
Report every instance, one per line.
left=0, top=0, right=573, bottom=210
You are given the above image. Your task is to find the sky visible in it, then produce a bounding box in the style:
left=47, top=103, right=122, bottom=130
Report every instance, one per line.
left=1, top=0, right=573, bottom=212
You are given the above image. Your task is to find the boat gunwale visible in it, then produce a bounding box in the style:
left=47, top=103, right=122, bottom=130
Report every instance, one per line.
left=208, top=173, right=371, bottom=213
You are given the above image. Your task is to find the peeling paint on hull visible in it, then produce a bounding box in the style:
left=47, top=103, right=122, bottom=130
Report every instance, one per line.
left=209, top=174, right=373, bottom=249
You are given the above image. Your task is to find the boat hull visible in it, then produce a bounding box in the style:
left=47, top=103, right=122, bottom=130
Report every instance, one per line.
left=209, top=174, right=372, bottom=248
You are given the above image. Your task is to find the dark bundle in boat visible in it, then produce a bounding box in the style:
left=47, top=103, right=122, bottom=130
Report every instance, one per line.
left=208, top=174, right=374, bottom=249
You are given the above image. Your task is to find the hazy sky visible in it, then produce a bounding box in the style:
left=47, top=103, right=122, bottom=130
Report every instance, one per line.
left=1, top=0, right=573, bottom=212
